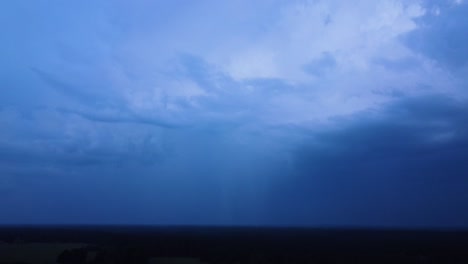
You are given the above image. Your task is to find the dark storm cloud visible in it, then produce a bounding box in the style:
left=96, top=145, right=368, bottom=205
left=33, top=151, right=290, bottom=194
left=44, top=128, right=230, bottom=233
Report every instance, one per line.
left=268, top=96, right=468, bottom=228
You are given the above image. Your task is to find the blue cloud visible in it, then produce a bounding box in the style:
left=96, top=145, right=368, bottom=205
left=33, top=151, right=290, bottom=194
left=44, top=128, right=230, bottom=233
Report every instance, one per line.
left=270, top=95, right=468, bottom=228
left=404, top=2, right=468, bottom=69
left=1, top=0, right=468, bottom=227
left=372, top=56, right=420, bottom=72
left=303, top=52, right=337, bottom=76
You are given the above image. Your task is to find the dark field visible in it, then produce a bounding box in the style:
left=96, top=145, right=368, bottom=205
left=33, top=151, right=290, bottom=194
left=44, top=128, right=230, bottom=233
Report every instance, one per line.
left=1, top=226, right=468, bottom=263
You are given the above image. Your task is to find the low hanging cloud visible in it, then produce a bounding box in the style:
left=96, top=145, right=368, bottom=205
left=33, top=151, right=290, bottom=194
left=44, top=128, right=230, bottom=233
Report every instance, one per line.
left=1, top=0, right=468, bottom=226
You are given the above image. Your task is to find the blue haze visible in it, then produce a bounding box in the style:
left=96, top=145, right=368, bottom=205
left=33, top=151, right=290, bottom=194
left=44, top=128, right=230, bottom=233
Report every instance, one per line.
left=1, top=0, right=468, bottom=228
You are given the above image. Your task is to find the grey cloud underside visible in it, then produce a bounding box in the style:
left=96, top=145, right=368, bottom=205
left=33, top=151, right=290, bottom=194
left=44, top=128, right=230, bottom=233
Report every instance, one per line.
left=31, top=68, right=104, bottom=104
left=30, top=53, right=285, bottom=129
left=31, top=68, right=189, bottom=129
left=57, top=108, right=187, bottom=129
left=0, top=136, right=163, bottom=169
left=268, top=96, right=468, bottom=227
left=2, top=95, right=468, bottom=226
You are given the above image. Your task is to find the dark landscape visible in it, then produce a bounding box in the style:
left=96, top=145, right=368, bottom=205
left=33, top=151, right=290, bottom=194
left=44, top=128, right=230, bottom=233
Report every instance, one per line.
left=1, top=226, right=468, bottom=263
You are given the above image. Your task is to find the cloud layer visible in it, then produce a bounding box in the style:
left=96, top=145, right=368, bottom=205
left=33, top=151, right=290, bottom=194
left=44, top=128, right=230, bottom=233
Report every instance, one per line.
left=1, top=0, right=468, bottom=227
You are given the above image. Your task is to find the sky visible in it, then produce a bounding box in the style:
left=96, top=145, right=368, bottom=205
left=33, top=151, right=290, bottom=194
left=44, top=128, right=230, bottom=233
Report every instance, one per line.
left=1, top=0, right=468, bottom=228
